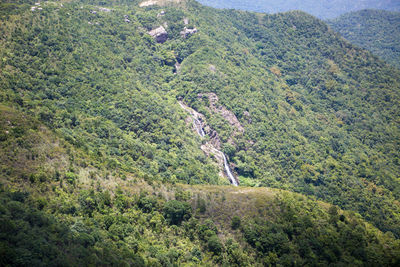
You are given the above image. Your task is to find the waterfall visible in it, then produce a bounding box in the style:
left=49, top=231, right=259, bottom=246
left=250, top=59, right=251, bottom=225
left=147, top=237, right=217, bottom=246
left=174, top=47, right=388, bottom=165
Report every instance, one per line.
left=178, top=101, right=205, bottom=137
left=193, top=117, right=205, bottom=137
left=222, top=153, right=238, bottom=186
left=179, top=101, right=238, bottom=186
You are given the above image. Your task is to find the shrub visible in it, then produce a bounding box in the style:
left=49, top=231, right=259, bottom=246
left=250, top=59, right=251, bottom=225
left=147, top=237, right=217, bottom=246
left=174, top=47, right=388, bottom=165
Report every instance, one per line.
left=65, top=172, right=77, bottom=184
left=197, top=197, right=206, bottom=213
left=163, top=200, right=192, bottom=225
left=231, top=216, right=241, bottom=230
left=132, top=254, right=145, bottom=267
left=138, top=196, right=157, bottom=213
left=207, top=235, right=223, bottom=255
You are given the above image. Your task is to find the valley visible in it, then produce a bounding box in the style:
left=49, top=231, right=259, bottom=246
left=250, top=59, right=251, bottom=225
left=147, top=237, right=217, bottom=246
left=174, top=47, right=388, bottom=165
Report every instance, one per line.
left=0, top=0, right=400, bottom=265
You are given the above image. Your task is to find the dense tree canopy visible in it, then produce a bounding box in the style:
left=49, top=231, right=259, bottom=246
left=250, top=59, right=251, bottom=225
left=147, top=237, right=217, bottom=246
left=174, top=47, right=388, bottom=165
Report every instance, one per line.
left=327, top=9, right=400, bottom=68
left=1, top=0, right=400, bottom=265
left=197, top=0, right=400, bottom=19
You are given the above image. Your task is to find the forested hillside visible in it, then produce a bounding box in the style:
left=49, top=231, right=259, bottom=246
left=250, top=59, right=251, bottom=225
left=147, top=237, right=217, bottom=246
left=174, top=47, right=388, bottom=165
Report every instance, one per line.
left=1, top=0, right=400, bottom=265
left=197, top=0, right=400, bottom=19
left=327, top=9, right=400, bottom=68
left=1, top=105, right=399, bottom=265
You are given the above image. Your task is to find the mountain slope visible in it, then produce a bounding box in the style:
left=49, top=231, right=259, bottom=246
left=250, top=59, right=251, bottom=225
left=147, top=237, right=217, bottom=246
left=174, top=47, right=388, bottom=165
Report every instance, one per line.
left=0, top=0, right=400, bottom=265
left=327, top=9, right=400, bottom=68
left=0, top=0, right=225, bottom=186
left=175, top=3, right=400, bottom=236
left=197, top=0, right=400, bottom=19
left=1, top=105, right=399, bottom=266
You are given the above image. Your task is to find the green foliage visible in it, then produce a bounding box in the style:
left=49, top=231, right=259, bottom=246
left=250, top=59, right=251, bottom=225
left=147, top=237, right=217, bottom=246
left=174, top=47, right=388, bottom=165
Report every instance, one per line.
left=197, top=197, right=206, bottom=213
left=231, top=215, right=241, bottom=230
left=175, top=5, right=400, bottom=238
left=0, top=183, right=400, bottom=266
left=138, top=195, right=158, bottom=213
left=328, top=9, right=400, bottom=68
left=0, top=190, right=143, bottom=266
left=0, top=1, right=400, bottom=266
left=78, top=190, right=96, bottom=215
left=163, top=200, right=192, bottom=225
left=0, top=1, right=220, bottom=186
left=240, top=193, right=400, bottom=265
left=197, top=0, right=400, bottom=19
left=65, top=172, right=77, bottom=185
left=207, top=235, right=223, bottom=255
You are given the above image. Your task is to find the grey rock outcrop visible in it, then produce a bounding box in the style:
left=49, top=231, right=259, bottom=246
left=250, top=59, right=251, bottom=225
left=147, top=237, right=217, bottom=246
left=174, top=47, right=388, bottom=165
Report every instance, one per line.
left=178, top=101, right=238, bottom=185
left=198, top=92, right=244, bottom=141
left=174, top=62, right=181, bottom=74
left=148, top=26, right=168, bottom=43
left=180, top=27, right=198, bottom=38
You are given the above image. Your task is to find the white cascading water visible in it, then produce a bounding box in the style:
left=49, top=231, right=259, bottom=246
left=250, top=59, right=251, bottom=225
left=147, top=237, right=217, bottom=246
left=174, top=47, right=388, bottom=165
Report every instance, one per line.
left=180, top=101, right=238, bottom=186
left=222, top=153, right=238, bottom=186
left=193, top=117, right=205, bottom=137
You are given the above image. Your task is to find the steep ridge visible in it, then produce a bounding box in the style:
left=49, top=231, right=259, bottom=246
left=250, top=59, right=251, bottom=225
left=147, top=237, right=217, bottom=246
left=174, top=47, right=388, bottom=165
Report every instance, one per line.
left=196, top=0, right=400, bottom=19
left=1, top=0, right=399, bottom=236
left=0, top=1, right=399, bottom=264
left=173, top=4, right=400, bottom=236
left=327, top=9, right=400, bottom=68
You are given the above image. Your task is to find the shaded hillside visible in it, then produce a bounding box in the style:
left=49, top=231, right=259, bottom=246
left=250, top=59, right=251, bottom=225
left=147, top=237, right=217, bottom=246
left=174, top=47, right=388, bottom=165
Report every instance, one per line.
left=1, top=0, right=399, bottom=236
left=327, top=9, right=400, bottom=68
left=197, top=0, right=400, bottom=19
left=1, top=106, right=399, bottom=265
left=0, top=0, right=225, bottom=186
left=0, top=0, right=400, bottom=265
left=175, top=4, right=400, bottom=236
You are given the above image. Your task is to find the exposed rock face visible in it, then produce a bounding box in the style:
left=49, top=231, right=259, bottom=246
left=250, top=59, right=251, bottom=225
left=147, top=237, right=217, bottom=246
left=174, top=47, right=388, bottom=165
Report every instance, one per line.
left=178, top=101, right=206, bottom=137
left=98, top=7, right=111, bottom=12
left=198, top=93, right=244, bottom=145
left=139, top=0, right=158, bottom=7
left=148, top=26, right=168, bottom=43
left=209, top=64, right=216, bottom=73
left=201, top=143, right=225, bottom=177
left=157, top=10, right=165, bottom=17
left=174, top=62, right=181, bottom=74
left=180, top=27, right=198, bottom=38
left=204, top=126, right=221, bottom=149
left=178, top=101, right=238, bottom=185
left=139, top=0, right=183, bottom=7
left=178, top=101, right=222, bottom=149
left=200, top=93, right=244, bottom=132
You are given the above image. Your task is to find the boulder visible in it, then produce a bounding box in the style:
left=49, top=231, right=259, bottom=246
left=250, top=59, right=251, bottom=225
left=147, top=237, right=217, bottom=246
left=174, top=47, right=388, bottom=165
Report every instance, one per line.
left=148, top=26, right=168, bottom=43
left=180, top=27, right=198, bottom=38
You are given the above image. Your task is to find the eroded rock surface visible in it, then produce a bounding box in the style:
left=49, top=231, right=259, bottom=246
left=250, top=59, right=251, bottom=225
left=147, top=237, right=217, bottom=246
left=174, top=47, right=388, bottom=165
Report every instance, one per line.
left=148, top=26, right=168, bottom=43
left=198, top=93, right=244, bottom=145
left=180, top=27, right=198, bottom=38
left=178, top=101, right=238, bottom=185
left=139, top=0, right=183, bottom=7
